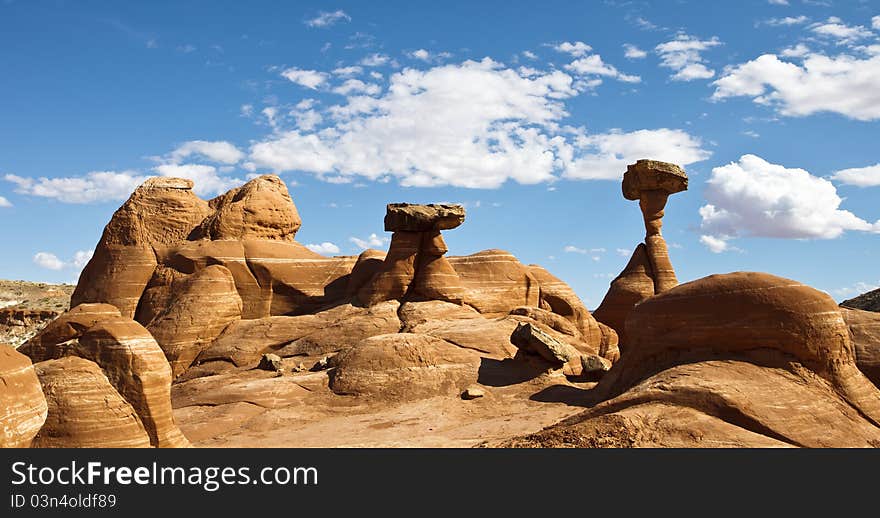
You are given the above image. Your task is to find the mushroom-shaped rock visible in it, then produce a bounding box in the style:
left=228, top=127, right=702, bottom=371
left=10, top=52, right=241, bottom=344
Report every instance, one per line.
left=622, top=159, right=688, bottom=202
left=384, top=203, right=465, bottom=232
left=0, top=346, right=48, bottom=448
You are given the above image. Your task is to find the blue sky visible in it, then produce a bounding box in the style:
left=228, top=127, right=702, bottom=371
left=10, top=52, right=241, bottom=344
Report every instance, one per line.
left=1, top=0, right=878, bottom=307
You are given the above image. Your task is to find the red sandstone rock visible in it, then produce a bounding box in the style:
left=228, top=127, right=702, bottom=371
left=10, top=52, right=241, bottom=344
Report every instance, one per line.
left=193, top=175, right=301, bottom=241
left=0, top=346, right=47, bottom=448
left=33, top=357, right=151, bottom=448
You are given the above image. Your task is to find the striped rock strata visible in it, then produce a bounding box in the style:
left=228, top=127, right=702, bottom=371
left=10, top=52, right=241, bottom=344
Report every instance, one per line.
left=0, top=346, right=47, bottom=448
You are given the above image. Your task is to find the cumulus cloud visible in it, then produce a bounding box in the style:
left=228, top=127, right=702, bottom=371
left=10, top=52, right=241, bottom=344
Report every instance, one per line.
left=711, top=52, right=880, bottom=121
left=832, top=163, right=880, bottom=187
left=874, top=16, right=880, bottom=31
left=332, top=66, right=363, bottom=76
left=248, top=58, right=707, bottom=187
left=522, top=50, right=538, bottom=60
left=33, top=249, right=93, bottom=271
left=332, top=79, right=382, bottom=96
left=350, top=233, right=389, bottom=249
left=655, top=34, right=722, bottom=81
left=168, top=140, right=244, bottom=164
left=762, top=16, right=809, bottom=26
left=809, top=17, right=874, bottom=45
left=623, top=44, right=647, bottom=59
left=305, top=10, right=350, bottom=28
left=0, top=195, right=11, bottom=207
left=152, top=163, right=242, bottom=196
left=281, top=67, right=329, bottom=89
left=698, top=155, right=879, bottom=251
left=780, top=43, right=811, bottom=58
left=553, top=41, right=592, bottom=57
left=359, top=53, right=390, bottom=67
left=5, top=171, right=147, bottom=204
left=699, top=234, right=730, bottom=253
left=564, top=54, right=641, bottom=83
left=562, top=128, right=710, bottom=180
left=305, top=242, right=341, bottom=255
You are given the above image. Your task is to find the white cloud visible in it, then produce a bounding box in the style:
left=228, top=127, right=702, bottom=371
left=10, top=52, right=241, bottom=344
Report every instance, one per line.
left=33, top=252, right=64, bottom=270
left=874, top=16, right=880, bottom=31
left=350, top=233, right=389, bottom=249
left=169, top=140, right=244, bottom=164
left=332, top=66, right=363, bottom=76
left=360, top=53, right=390, bottom=67
left=564, top=245, right=588, bottom=254
left=763, top=16, right=809, bottom=26
left=240, top=104, right=254, bottom=117
left=562, top=128, right=710, bottom=180
left=332, top=79, right=382, bottom=96
left=623, top=44, right=647, bottom=59
left=742, top=129, right=760, bottom=138
left=615, top=248, right=631, bottom=257
left=780, top=43, right=811, bottom=58
left=564, top=54, right=641, bottom=83
left=5, top=171, right=147, bottom=204
left=280, top=67, right=329, bottom=89
left=71, top=249, right=94, bottom=269
left=768, top=0, right=789, bottom=5
left=248, top=58, right=707, bottom=188
left=0, top=195, right=11, bottom=207
left=832, top=163, right=880, bottom=187
left=699, top=155, right=879, bottom=249
left=809, top=17, right=874, bottom=45
left=699, top=234, right=730, bottom=253
left=834, top=280, right=880, bottom=299
left=152, top=163, right=242, bottom=196
left=655, top=34, right=722, bottom=81
left=305, top=10, right=351, bottom=28
left=305, top=242, right=341, bottom=255
left=711, top=52, right=880, bottom=121
left=410, top=49, right=430, bottom=61
left=522, top=50, right=538, bottom=60
left=32, top=249, right=93, bottom=271
left=554, top=41, right=592, bottom=57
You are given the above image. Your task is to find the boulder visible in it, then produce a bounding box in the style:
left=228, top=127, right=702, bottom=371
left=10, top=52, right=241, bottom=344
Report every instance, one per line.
left=384, top=203, right=465, bottom=232
left=0, top=346, right=48, bottom=448
left=510, top=322, right=580, bottom=367
left=257, top=353, right=283, bottom=372
left=33, top=357, right=152, bottom=448
left=329, top=333, right=481, bottom=400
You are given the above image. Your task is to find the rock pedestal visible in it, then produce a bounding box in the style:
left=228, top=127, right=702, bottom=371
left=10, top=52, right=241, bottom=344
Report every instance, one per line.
left=358, top=204, right=467, bottom=306
left=594, top=160, right=688, bottom=346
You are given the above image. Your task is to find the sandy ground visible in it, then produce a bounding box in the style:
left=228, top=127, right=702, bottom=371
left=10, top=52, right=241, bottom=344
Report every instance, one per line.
left=172, top=358, right=593, bottom=448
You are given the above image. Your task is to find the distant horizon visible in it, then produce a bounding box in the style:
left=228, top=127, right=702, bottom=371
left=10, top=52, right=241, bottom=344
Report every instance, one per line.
left=1, top=0, right=878, bottom=307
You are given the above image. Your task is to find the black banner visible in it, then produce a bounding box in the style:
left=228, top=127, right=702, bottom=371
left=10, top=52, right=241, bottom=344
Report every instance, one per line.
left=1, top=448, right=876, bottom=515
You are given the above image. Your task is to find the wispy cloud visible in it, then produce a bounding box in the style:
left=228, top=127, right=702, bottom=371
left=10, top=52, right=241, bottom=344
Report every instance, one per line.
left=304, top=10, right=351, bottom=28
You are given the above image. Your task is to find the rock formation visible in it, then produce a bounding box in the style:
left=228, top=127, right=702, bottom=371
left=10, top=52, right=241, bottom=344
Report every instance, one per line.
left=504, top=273, right=880, bottom=448
left=33, top=357, right=152, bottom=448
left=20, top=304, right=189, bottom=448
left=593, top=160, right=688, bottom=345
left=842, top=287, right=880, bottom=313
left=0, top=346, right=47, bottom=448
left=843, top=308, right=880, bottom=387
left=357, top=203, right=467, bottom=306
